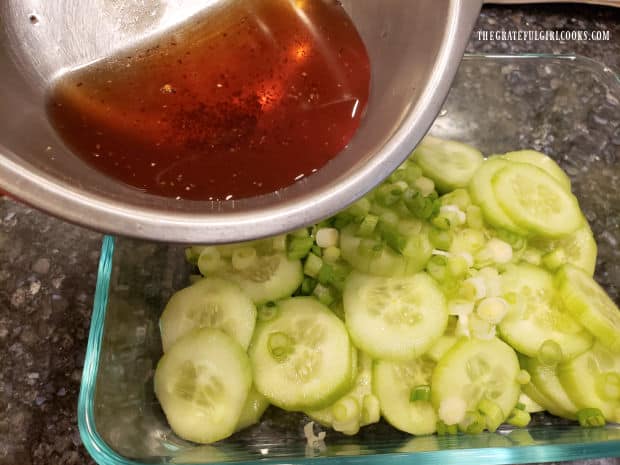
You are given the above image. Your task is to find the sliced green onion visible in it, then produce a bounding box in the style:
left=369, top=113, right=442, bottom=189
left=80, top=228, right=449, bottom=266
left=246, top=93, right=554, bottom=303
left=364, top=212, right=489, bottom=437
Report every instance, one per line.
left=436, top=420, right=447, bottom=436
left=429, top=227, right=453, bottom=250
left=319, top=262, right=350, bottom=291
left=438, top=396, right=467, bottom=426
left=300, top=277, right=317, bottom=296
left=457, top=252, right=474, bottom=268
left=231, top=246, right=257, bottom=271
left=461, top=277, right=486, bottom=301
left=542, top=248, right=567, bottom=271
left=455, top=313, right=471, bottom=338
left=287, top=236, right=314, bottom=260
left=378, top=221, right=408, bottom=254
left=477, top=398, right=504, bottom=433
left=317, top=263, right=335, bottom=285
left=333, top=397, right=360, bottom=423
left=451, top=228, right=486, bottom=256
left=303, top=253, right=323, bottom=278
left=316, top=228, right=339, bottom=248
left=537, top=339, right=563, bottom=366
left=476, top=297, right=508, bottom=324
left=413, top=176, right=435, bottom=196
left=517, top=370, right=531, bottom=386
left=596, top=372, right=620, bottom=401
left=389, top=168, right=408, bottom=184
left=403, top=189, right=438, bottom=220
left=185, top=247, right=200, bottom=265
left=357, top=214, right=379, bottom=237
left=291, top=228, right=310, bottom=238
left=404, top=163, right=423, bottom=182
left=257, top=302, right=278, bottom=321
left=431, top=215, right=451, bottom=230
left=476, top=238, right=513, bottom=265
left=358, top=239, right=383, bottom=258
left=439, top=205, right=467, bottom=226
left=469, top=313, right=496, bottom=340
left=268, top=332, right=294, bottom=362
left=332, top=418, right=360, bottom=436
left=379, top=210, right=399, bottom=228
left=401, top=234, right=432, bottom=260
left=477, top=267, right=502, bottom=297
left=440, top=188, right=470, bottom=209
left=458, top=410, right=485, bottom=434
left=322, top=246, right=341, bottom=263
left=197, top=246, right=222, bottom=275
left=346, top=197, right=371, bottom=218
left=330, top=301, right=345, bottom=320
left=311, top=244, right=322, bottom=257
left=313, top=283, right=335, bottom=306
left=466, top=205, right=484, bottom=230
left=507, top=408, right=531, bottom=427
left=495, top=228, right=526, bottom=250
left=448, top=299, right=475, bottom=317
left=410, top=385, right=431, bottom=402
left=272, top=234, right=288, bottom=252
left=577, top=408, right=606, bottom=428
left=333, top=213, right=354, bottom=229
left=447, top=255, right=469, bottom=278
left=521, top=248, right=543, bottom=266
left=436, top=421, right=459, bottom=436
left=375, top=183, right=404, bottom=206
left=362, top=394, right=381, bottom=425
left=427, top=255, right=448, bottom=282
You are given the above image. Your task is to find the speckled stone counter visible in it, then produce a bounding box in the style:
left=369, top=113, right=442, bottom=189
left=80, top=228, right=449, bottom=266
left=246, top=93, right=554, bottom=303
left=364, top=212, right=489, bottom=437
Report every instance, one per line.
left=1, top=4, right=619, bottom=465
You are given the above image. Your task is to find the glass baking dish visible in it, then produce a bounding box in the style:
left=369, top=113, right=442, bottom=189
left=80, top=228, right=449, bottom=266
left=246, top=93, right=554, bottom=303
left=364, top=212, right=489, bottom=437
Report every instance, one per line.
left=78, top=55, right=620, bottom=465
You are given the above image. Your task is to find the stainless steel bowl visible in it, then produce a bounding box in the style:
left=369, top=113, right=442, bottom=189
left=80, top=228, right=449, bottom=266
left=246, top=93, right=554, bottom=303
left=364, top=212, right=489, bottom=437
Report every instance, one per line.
left=0, top=0, right=481, bottom=243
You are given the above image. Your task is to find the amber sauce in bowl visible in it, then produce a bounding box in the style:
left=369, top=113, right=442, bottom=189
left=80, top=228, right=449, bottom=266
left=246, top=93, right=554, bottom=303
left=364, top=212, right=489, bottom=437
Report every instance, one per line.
left=48, top=0, right=371, bottom=201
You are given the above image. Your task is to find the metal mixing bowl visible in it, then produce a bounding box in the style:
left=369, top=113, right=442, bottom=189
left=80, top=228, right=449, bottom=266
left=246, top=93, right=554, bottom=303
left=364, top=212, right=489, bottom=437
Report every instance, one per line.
left=0, top=0, right=481, bottom=243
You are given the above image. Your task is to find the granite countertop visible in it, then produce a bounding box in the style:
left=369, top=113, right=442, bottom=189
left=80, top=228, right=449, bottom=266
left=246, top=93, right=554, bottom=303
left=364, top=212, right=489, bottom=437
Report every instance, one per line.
left=1, top=4, right=619, bottom=465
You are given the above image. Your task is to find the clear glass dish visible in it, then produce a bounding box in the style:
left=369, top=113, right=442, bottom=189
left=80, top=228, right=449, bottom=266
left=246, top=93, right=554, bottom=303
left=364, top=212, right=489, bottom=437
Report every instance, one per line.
left=78, top=54, right=620, bottom=465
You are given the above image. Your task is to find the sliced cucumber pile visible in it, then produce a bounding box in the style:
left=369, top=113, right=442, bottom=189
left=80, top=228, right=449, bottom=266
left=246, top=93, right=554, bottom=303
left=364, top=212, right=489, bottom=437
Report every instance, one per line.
left=155, top=137, right=620, bottom=444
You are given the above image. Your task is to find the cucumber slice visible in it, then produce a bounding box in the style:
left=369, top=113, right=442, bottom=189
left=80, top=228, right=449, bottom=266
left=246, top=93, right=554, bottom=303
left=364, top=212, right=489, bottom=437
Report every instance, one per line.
left=492, top=163, right=582, bottom=237
left=343, top=271, right=448, bottom=360
left=556, top=264, right=620, bottom=353
left=498, top=264, right=593, bottom=360
left=431, top=338, right=520, bottom=429
left=207, top=252, right=303, bottom=305
left=235, top=387, right=270, bottom=432
left=339, top=225, right=431, bottom=277
left=426, top=334, right=458, bottom=363
left=412, top=136, right=484, bottom=193
left=558, top=343, right=620, bottom=422
left=519, top=355, right=578, bottom=419
left=521, top=381, right=557, bottom=415
left=500, top=150, right=571, bottom=191
left=373, top=357, right=438, bottom=435
left=306, top=351, right=380, bottom=435
left=468, top=158, right=527, bottom=234
left=530, top=222, right=597, bottom=276
left=249, top=297, right=353, bottom=410
left=518, top=392, right=544, bottom=414
left=160, top=278, right=257, bottom=352
left=154, top=328, right=252, bottom=444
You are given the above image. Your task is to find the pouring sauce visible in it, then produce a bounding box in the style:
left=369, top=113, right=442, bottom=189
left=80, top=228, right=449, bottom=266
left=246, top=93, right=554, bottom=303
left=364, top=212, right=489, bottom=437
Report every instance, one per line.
left=47, top=0, right=370, bottom=201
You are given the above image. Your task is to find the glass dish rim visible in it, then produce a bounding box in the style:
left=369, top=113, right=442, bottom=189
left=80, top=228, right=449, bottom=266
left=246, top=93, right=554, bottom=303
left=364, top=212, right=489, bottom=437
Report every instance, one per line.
left=78, top=54, right=620, bottom=465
